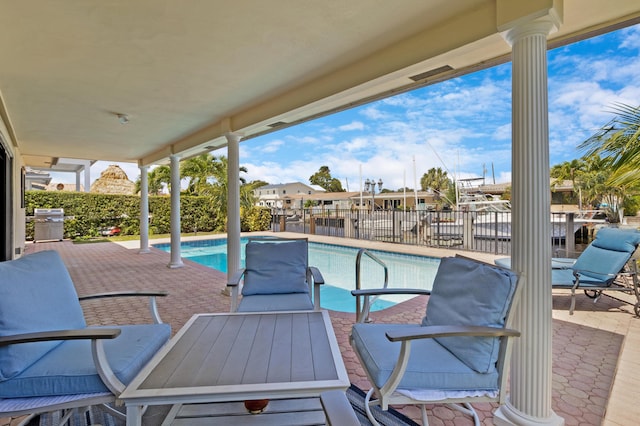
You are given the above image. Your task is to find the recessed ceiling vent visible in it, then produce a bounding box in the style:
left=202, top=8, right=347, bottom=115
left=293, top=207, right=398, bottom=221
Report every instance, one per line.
left=268, top=121, right=288, bottom=128
left=409, top=65, right=454, bottom=82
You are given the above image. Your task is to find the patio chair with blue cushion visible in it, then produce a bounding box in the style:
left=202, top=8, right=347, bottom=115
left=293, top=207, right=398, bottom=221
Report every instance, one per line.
left=228, top=237, right=324, bottom=312
left=350, top=256, right=521, bottom=426
left=0, top=250, right=170, bottom=425
left=495, top=227, right=640, bottom=315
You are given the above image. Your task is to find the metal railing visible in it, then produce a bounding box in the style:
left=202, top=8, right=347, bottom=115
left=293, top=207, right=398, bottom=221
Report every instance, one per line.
left=271, top=207, right=601, bottom=256
left=354, top=248, right=388, bottom=322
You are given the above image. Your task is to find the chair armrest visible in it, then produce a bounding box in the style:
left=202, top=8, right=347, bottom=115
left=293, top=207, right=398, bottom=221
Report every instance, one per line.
left=352, top=288, right=431, bottom=297
left=79, top=291, right=168, bottom=324
left=385, top=325, right=520, bottom=342
left=228, top=268, right=246, bottom=312
left=320, top=390, right=360, bottom=426
left=0, top=328, right=121, bottom=347
left=227, top=268, right=246, bottom=287
left=78, top=290, right=168, bottom=300
left=573, top=269, right=617, bottom=280
left=309, top=266, right=324, bottom=285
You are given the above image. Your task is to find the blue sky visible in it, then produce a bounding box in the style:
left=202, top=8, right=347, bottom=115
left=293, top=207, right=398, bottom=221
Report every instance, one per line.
left=67, top=23, right=640, bottom=191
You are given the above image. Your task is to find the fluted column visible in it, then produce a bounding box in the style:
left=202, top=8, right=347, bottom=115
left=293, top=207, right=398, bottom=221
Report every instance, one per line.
left=494, top=16, right=564, bottom=426
left=225, top=133, right=242, bottom=292
left=168, top=154, right=184, bottom=268
left=84, top=163, right=91, bottom=193
left=139, top=165, right=150, bottom=254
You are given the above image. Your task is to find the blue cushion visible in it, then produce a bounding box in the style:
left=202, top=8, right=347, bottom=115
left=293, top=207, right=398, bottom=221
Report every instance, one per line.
left=237, top=293, right=314, bottom=312
left=0, top=251, right=86, bottom=381
left=242, top=240, right=309, bottom=296
left=351, top=323, right=499, bottom=392
left=421, top=257, right=518, bottom=373
left=0, top=324, right=170, bottom=398
left=495, top=257, right=576, bottom=269
left=571, top=228, right=640, bottom=282
left=590, top=228, right=640, bottom=253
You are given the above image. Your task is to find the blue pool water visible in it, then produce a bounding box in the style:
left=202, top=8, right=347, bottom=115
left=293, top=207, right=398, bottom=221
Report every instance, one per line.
left=154, top=238, right=440, bottom=313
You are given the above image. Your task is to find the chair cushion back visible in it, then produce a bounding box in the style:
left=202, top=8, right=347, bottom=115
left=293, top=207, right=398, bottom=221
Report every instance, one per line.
left=0, top=251, right=86, bottom=381
left=242, top=239, right=309, bottom=295
left=422, top=257, right=518, bottom=373
left=572, top=228, right=640, bottom=282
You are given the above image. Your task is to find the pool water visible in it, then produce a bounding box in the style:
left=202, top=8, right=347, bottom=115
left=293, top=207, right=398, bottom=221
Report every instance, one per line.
left=154, top=238, right=440, bottom=313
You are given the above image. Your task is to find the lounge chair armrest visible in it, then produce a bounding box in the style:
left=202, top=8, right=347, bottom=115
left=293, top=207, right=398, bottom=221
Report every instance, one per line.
left=78, top=290, right=168, bottom=300
left=309, top=266, right=324, bottom=285
left=385, top=325, right=520, bottom=342
left=227, top=268, right=246, bottom=286
left=351, top=288, right=431, bottom=297
left=573, top=269, right=617, bottom=279
left=0, top=328, right=121, bottom=347
left=79, top=291, right=168, bottom=324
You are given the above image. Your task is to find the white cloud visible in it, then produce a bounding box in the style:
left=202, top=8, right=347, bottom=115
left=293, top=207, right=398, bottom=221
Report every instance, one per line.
left=620, top=25, right=640, bottom=50
left=261, top=140, right=284, bottom=153
left=338, top=121, right=365, bottom=131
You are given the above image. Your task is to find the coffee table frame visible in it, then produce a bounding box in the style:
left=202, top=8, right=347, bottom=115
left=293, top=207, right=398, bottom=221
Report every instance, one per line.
left=120, top=310, right=349, bottom=425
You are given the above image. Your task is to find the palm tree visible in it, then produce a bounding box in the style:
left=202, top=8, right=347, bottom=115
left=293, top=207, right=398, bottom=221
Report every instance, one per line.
left=420, top=167, right=451, bottom=206
left=579, top=103, right=640, bottom=187
left=181, top=154, right=219, bottom=195
left=135, top=165, right=171, bottom=195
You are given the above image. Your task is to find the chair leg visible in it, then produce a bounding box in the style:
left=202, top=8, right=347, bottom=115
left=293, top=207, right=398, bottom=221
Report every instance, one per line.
left=420, top=403, right=429, bottom=425
left=364, top=388, right=382, bottom=426
left=447, top=402, right=480, bottom=426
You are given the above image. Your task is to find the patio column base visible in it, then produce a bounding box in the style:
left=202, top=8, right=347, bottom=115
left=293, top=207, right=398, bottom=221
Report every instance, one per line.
left=168, top=260, right=184, bottom=269
left=138, top=248, right=151, bottom=254
left=494, top=400, right=564, bottom=426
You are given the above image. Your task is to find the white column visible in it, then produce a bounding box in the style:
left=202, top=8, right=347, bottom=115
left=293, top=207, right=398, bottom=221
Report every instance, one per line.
left=75, top=171, right=81, bottom=192
left=225, top=132, right=242, bottom=292
left=139, top=165, right=150, bottom=254
left=168, top=154, right=184, bottom=268
left=84, top=163, right=91, bottom=193
left=494, top=16, right=564, bottom=426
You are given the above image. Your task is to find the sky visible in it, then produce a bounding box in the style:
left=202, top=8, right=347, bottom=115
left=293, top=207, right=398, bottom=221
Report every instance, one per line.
left=58, top=22, right=640, bottom=192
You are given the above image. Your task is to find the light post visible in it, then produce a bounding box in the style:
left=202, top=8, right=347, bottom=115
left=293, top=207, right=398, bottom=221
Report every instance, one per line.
left=364, top=178, right=383, bottom=211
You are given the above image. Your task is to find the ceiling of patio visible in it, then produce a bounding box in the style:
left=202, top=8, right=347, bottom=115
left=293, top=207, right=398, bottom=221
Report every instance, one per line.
left=1, top=1, right=639, bottom=169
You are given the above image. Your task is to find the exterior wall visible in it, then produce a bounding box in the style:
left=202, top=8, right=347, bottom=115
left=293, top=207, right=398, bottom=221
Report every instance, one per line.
left=0, top=117, right=26, bottom=259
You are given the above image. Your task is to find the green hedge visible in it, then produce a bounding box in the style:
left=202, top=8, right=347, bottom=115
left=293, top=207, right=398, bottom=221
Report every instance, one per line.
left=25, top=191, right=271, bottom=239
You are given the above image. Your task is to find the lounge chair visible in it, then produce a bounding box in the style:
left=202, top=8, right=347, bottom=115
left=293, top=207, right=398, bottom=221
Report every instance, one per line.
left=350, top=256, right=521, bottom=425
left=495, top=227, right=640, bottom=315
left=228, top=237, right=324, bottom=312
left=0, top=250, right=170, bottom=425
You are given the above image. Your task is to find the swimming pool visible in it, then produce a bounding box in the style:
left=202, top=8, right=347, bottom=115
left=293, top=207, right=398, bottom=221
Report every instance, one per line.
left=154, top=238, right=440, bottom=313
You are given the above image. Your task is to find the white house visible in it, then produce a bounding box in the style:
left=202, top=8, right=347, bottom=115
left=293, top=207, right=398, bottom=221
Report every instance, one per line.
left=254, top=182, right=320, bottom=208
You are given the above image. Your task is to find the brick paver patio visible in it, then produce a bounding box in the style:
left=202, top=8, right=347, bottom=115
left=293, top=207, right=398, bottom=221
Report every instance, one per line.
left=2, top=233, right=638, bottom=425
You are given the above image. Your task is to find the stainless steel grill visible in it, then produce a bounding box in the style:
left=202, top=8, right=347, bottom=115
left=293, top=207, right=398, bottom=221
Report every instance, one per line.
left=33, top=208, right=64, bottom=242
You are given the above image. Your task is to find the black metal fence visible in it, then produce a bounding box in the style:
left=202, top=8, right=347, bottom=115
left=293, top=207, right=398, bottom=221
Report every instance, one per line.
left=271, top=208, right=598, bottom=255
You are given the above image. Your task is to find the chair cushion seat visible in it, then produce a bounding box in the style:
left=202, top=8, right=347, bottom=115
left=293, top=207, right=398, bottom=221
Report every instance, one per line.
left=351, top=324, right=499, bottom=392
left=552, top=268, right=609, bottom=288
left=0, top=324, right=170, bottom=398
left=495, top=257, right=576, bottom=269
left=237, top=294, right=314, bottom=312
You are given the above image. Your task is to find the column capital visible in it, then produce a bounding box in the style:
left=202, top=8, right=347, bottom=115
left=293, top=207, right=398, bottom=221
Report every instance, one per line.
left=502, top=15, right=560, bottom=46
left=224, top=132, right=244, bottom=142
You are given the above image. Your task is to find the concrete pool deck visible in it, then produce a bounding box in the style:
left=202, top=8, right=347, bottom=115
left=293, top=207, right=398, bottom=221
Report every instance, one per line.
left=2, top=231, right=638, bottom=425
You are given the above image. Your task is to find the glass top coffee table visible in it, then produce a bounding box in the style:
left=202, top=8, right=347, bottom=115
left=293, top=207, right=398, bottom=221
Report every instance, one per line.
left=120, top=310, right=349, bottom=425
